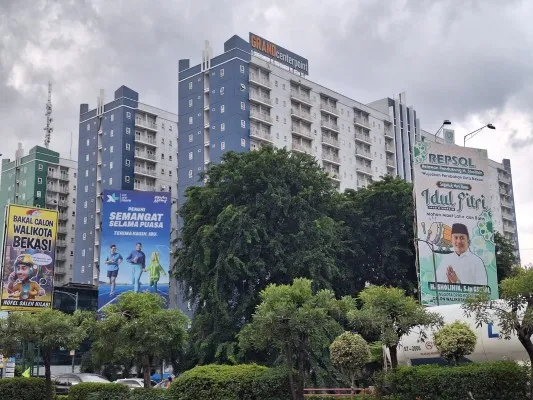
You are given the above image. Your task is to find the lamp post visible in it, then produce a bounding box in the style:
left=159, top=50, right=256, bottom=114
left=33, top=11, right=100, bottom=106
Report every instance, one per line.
left=434, top=120, right=452, bottom=141
left=54, top=290, right=79, bottom=372
left=463, top=123, right=496, bottom=146
left=415, top=238, right=439, bottom=306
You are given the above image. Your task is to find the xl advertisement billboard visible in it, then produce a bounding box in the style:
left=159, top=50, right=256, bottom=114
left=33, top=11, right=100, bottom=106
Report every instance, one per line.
left=0, top=205, right=58, bottom=311
left=413, top=141, right=498, bottom=306
left=98, top=190, right=171, bottom=311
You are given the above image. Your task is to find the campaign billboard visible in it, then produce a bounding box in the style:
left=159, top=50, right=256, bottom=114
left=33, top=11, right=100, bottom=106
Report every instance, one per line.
left=413, top=141, right=498, bottom=306
left=0, top=205, right=58, bottom=311
left=98, top=190, right=171, bottom=311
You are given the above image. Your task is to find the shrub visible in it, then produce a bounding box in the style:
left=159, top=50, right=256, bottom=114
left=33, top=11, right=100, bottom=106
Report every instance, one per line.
left=130, top=388, right=168, bottom=400
left=167, top=363, right=291, bottom=400
left=56, top=396, right=69, bottom=400
left=389, top=361, right=529, bottom=400
left=0, top=377, right=51, bottom=400
left=433, top=321, right=477, bottom=364
left=68, top=382, right=130, bottom=400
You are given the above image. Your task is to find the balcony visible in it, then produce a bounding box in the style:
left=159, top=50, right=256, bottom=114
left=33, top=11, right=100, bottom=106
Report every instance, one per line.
left=59, top=174, right=69, bottom=181
left=503, top=223, right=516, bottom=233
left=386, top=158, right=396, bottom=168
left=59, top=187, right=69, bottom=194
left=326, top=171, right=341, bottom=181
left=250, top=91, right=272, bottom=106
left=135, top=151, right=156, bottom=161
left=323, top=153, right=341, bottom=165
left=322, top=136, right=340, bottom=148
left=135, top=135, right=157, bottom=146
left=499, top=174, right=511, bottom=184
left=291, top=108, right=313, bottom=123
left=249, top=72, right=271, bottom=89
left=320, top=103, right=339, bottom=116
left=57, top=240, right=67, bottom=248
left=134, top=167, right=156, bottom=177
left=56, top=254, right=67, bottom=262
left=58, top=214, right=68, bottom=222
left=47, top=185, right=58, bottom=193
left=45, top=196, right=57, bottom=205
left=355, top=132, right=372, bottom=145
left=58, top=226, right=67, bottom=234
left=355, top=148, right=373, bottom=161
left=290, top=90, right=312, bottom=106
left=354, top=115, right=371, bottom=130
left=321, top=120, right=339, bottom=132
left=356, top=164, right=373, bottom=176
left=54, top=267, right=66, bottom=275
left=47, top=171, right=59, bottom=179
left=501, top=197, right=513, bottom=209
left=134, top=184, right=156, bottom=192
left=292, top=142, right=312, bottom=154
left=58, top=200, right=68, bottom=208
left=250, top=127, right=274, bottom=143
left=502, top=211, right=515, bottom=222
left=499, top=188, right=509, bottom=196
left=291, top=124, right=313, bottom=139
left=250, top=109, right=273, bottom=125
left=135, top=118, right=157, bottom=131
left=384, top=128, right=394, bottom=139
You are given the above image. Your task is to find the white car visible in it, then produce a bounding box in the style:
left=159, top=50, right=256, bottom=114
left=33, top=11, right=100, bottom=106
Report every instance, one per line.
left=115, top=378, right=156, bottom=389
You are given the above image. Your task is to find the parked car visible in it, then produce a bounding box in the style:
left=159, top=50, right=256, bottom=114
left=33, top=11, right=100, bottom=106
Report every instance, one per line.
left=115, top=378, right=156, bottom=389
left=54, top=373, right=111, bottom=395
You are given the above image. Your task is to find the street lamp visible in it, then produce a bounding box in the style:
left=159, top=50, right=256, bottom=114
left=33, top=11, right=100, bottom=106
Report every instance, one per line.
left=54, top=290, right=79, bottom=372
left=415, top=238, right=439, bottom=306
left=463, top=123, right=496, bottom=146
left=434, top=120, right=452, bottom=141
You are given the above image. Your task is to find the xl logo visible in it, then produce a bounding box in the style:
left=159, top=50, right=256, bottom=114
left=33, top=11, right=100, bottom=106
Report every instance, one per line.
left=106, top=193, right=119, bottom=203
left=488, top=323, right=499, bottom=339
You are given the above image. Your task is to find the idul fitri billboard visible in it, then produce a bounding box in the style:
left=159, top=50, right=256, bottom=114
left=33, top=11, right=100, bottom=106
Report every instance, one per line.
left=98, top=190, right=171, bottom=311
left=413, top=141, right=498, bottom=306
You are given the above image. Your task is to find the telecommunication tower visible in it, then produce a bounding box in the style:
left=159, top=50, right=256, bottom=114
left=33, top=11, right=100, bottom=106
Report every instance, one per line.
left=44, top=81, right=53, bottom=148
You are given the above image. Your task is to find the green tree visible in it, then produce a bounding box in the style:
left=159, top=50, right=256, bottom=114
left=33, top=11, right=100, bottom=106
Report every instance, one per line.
left=332, top=177, right=417, bottom=296
left=433, top=321, right=477, bottom=365
left=494, top=231, right=518, bottom=282
left=0, top=309, right=92, bottom=400
left=238, top=278, right=352, bottom=400
left=348, top=286, right=443, bottom=368
left=91, top=292, right=189, bottom=387
left=175, top=147, right=345, bottom=364
left=329, top=332, right=371, bottom=388
left=463, top=267, right=533, bottom=399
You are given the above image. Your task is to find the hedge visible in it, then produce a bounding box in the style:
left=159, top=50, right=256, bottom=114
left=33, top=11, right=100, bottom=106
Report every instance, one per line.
left=388, top=361, right=529, bottom=400
left=56, top=396, right=69, bottom=400
left=306, top=396, right=399, bottom=400
left=0, top=377, right=51, bottom=400
left=68, top=382, right=130, bottom=400
left=167, top=363, right=291, bottom=400
left=130, top=388, right=169, bottom=400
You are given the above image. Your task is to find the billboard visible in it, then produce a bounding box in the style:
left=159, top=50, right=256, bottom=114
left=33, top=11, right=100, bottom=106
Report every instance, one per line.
left=0, top=205, right=58, bottom=311
left=98, top=190, right=171, bottom=311
left=249, top=32, right=309, bottom=75
left=413, top=141, right=498, bottom=306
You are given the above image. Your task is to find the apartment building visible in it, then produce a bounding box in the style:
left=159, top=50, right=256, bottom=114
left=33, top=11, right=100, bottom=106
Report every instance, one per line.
left=0, top=144, right=77, bottom=286
left=73, top=86, right=178, bottom=284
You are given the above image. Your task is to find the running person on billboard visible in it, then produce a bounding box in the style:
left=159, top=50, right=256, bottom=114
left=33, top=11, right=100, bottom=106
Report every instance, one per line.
left=6, top=254, right=45, bottom=300
left=105, top=244, right=123, bottom=296
left=436, top=223, right=488, bottom=286
left=146, top=251, right=167, bottom=293
left=126, top=242, right=146, bottom=292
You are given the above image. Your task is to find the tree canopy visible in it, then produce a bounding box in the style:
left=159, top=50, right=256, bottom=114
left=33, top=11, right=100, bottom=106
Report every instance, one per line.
left=494, top=231, right=519, bottom=282
left=433, top=321, right=477, bottom=364
left=329, top=332, right=371, bottom=388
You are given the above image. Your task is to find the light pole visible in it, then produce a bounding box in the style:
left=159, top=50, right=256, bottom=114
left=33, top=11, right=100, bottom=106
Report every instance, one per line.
left=415, top=238, right=439, bottom=306
left=463, top=123, right=496, bottom=146
left=434, top=120, right=452, bottom=141
left=54, top=290, right=79, bottom=372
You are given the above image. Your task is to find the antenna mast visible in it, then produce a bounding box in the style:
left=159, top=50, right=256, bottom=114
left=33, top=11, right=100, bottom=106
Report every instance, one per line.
left=44, top=81, right=53, bottom=148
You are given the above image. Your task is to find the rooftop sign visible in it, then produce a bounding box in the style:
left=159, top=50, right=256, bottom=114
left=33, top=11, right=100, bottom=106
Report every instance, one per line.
left=249, top=32, right=309, bottom=75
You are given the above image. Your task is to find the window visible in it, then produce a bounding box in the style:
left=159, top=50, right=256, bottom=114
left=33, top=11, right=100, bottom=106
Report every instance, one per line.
left=84, top=185, right=88, bottom=193
left=188, top=169, right=193, bottom=178
left=188, top=81, right=193, bottom=90
left=220, top=104, right=225, bottom=113
left=82, top=249, right=86, bottom=256
left=126, top=127, right=131, bottom=135
left=240, top=102, right=245, bottom=110
left=84, top=201, right=87, bottom=209
left=82, top=233, right=86, bottom=240
left=109, top=146, right=114, bottom=153
left=275, top=80, right=278, bottom=87
left=275, top=98, right=279, bottom=104
left=221, top=123, right=225, bottom=131
left=110, top=114, right=114, bottom=122
left=86, top=139, right=90, bottom=146
left=241, top=138, right=246, bottom=147
left=188, top=99, right=193, bottom=107
left=85, top=154, right=89, bottom=162
left=126, top=111, right=131, bottom=119
left=110, top=161, right=113, bottom=169
left=73, top=172, right=77, bottom=178
left=188, top=116, right=193, bottom=125
left=169, top=125, right=172, bottom=131
left=83, top=217, right=87, bottom=225
left=220, top=87, right=224, bottom=95
left=161, top=153, right=165, bottom=160
left=126, top=143, right=130, bottom=151
left=169, top=140, right=172, bottom=147
left=38, top=164, right=43, bottom=171
left=125, top=176, right=130, bottom=183
left=169, top=155, right=172, bottom=161
left=221, top=141, right=225, bottom=150
left=36, top=191, right=41, bottom=198
left=37, top=178, right=42, bottom=184
left=241, top=120, right=246, bottom=128
left=220, top=68, right=224, bottom=77
left=87, top=123, right=90, bottom=131
left=276, top=115, right=279, bottom=122
left=161, top=138, right=165, bottom=144
left=169, top=171, right=172, bottom=176
left=109, top=177, right=113, bottom=185
left=240, top=65, right=245, bottom=73
left=73, top=185, right=76, bottom=190
left=125, top=159, right=130, bottom=166
left=188, top=134, right=193, bottom=142
left=110, top=129, right=114, bottom=137
left=188, top=152, right=193, bottom=160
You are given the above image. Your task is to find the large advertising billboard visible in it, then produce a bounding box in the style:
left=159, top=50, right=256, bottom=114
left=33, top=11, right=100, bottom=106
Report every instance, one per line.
left=98, top=190, right=171, bottom=311
left=413, top=141, right=498, bottom=306
left=0, top=205, right=58, bottom=311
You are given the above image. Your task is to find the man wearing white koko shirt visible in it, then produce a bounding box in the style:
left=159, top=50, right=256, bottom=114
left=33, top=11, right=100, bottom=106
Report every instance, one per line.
left=436, top=223, right=487, bottom=286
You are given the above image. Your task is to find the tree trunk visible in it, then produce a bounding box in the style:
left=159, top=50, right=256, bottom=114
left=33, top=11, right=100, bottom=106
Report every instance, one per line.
left=43, top=348, right=53, bottom=400
left=142, top=354, right=151, bottom=388
left=296, top=348, right=305, bottom=400
left=517, top=334, right=533, bottom=400
left=285, top=343, right=298, bottom=400
left=389, top=345, right=398, bottom=369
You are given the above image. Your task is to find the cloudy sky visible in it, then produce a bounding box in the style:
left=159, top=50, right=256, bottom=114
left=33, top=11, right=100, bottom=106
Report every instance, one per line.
left=1, top=0, right=532, bottom=265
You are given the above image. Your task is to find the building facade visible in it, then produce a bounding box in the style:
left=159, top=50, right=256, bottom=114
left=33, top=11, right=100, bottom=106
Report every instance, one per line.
left=0, top=144, right=77, bottom=286
left=73, top=86, right=178, bottom=284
